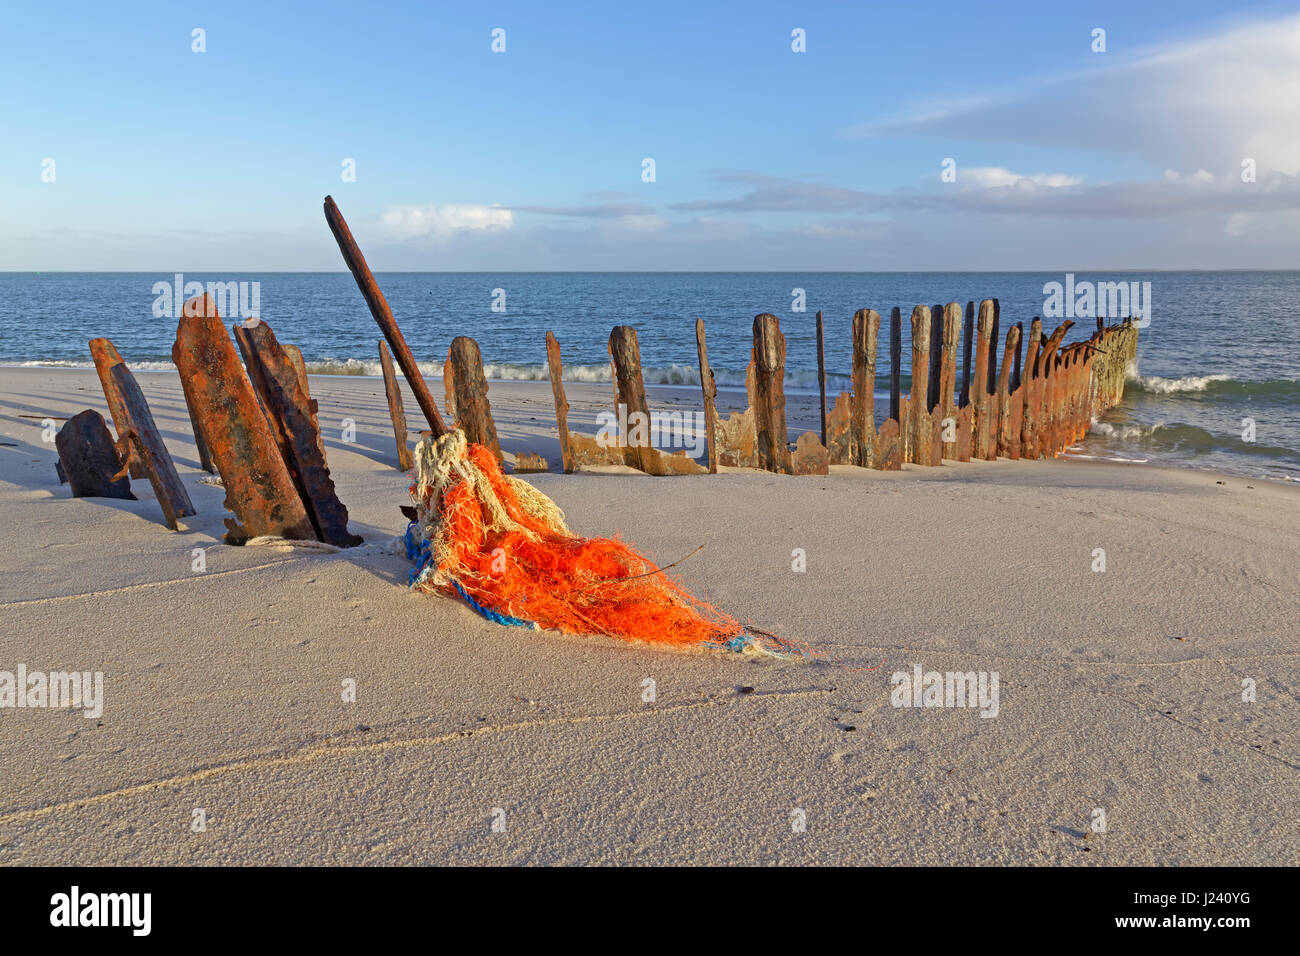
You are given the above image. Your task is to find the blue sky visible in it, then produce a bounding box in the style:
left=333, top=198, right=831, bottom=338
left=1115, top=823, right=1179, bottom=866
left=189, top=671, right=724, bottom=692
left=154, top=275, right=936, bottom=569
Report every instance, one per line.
left=4, top=0, right=1300, bottom=269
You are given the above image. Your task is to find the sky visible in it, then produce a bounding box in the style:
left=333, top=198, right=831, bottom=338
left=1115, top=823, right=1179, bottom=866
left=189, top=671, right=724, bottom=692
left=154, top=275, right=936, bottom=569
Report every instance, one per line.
left=3, top=0, right=1300, bottom=271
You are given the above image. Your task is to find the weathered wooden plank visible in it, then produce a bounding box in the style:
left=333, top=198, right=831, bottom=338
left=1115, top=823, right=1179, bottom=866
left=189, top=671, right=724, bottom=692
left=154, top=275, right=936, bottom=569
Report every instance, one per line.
left=55, top=409, right=135, bottom=500
left=695, top=319, right=719, bottom=473
left=106, top=360, right=195, bottom=522
left=851, top=308, right=879, bottom=468
left=1010, top=321, right=1024, bottom=392
left=876, top=417, right=902, bottom=471
left=959, top=301, right=975, bottom=408
left=1020, top=318, right=1044, bottom=458
left=379, top=340, right=413, bottom=471
left=825, top=390, right=853, bottom=464
left=171, top=342, right=217, bottom=475
left=446, top=335, right=503, bottom=462
left=939, top=303, right=961, bottom=460
left=174, top=295, right=315, bottom=543
left=815, top=310, right=828, bottom=447
left=908, top=305, right=933, bottom=465
left=971, top=300, right=994, bottom=459
left=546, top=331, right=575, bottom=473
left=751, top=314, right=792, bottom=474
left=888, top=307, right=902, bottom=424
left=235, top=317, right=362, bottom=548
left=986, top=298, right=1001, bottom=396
left=324, top=195, right=449, bottom=436
left=995, top=324, right=1022, bottom=459
left=609, top=325, right=655, bottom=473
left=927, top=304, right=944, bottom=413
left=88, top=338, right=145, bottom=478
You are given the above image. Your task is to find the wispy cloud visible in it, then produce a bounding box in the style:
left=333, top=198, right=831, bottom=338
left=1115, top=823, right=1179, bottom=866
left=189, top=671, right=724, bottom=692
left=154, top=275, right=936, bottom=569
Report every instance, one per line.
left=380, top=204, right=514, bottom=240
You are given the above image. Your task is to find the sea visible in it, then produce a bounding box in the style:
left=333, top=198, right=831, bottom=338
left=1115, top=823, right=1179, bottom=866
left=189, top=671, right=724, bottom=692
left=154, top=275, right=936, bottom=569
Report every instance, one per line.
left=1, top=271, right=1296, bottom=483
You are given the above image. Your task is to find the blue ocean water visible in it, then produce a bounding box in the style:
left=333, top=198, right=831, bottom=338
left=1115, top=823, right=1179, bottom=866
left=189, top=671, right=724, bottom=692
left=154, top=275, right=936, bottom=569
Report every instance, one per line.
left=1, top=271, right=1296, bottom=482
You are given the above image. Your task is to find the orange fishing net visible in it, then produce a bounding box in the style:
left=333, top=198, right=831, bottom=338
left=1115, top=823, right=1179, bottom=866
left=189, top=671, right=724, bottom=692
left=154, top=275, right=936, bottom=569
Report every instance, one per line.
left=405, top=430, right=747, bottom=648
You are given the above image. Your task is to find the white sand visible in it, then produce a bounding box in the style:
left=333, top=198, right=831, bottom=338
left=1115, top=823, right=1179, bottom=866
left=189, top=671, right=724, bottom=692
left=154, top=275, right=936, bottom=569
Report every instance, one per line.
left=1, top=366, right=1296, bottom=865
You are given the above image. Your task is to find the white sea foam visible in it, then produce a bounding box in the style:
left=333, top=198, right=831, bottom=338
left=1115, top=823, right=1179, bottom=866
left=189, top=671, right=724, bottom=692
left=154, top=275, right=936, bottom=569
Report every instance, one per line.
left=1132, top=373, right=1231, bottom=394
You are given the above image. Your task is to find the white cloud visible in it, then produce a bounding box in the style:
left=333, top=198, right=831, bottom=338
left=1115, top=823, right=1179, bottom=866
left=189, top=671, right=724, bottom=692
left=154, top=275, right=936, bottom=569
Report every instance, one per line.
left=380, top=204, right=514, bottom=240
left=961, top=167, right=1083, bottom=189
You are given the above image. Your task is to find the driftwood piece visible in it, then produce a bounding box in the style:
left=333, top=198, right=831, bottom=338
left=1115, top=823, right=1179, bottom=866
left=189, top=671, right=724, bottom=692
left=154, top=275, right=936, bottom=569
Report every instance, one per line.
left=235, top=317, right=361, bottom=547
left=851, top=308, right=879, bottom=468
left=791, top=431, right=830, bottom=475
left=908, top=306, right=933, bottom=465
left=88, top=338, right=145, bottom=479
left=695, top=319, right=719, bottom=473
left=324, top=195, right=448, bottom=436
left=174, top=295, right=315, bottom=543
left=995, top=324, right=1022, bottom=458
left=379, top=340, right=413, bottom=471
left=514, top=452, right=549, bottom=473
left=751, top=314, right=792, bottom=474
left=445, top=336, right=502, bottom=462
left=104, top=359, right=195, bottom=523
left=55, top=409, right=135, bottom=500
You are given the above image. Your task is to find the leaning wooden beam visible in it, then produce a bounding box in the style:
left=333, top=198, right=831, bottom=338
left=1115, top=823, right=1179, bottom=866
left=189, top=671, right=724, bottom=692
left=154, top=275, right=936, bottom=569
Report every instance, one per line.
left=96, top=349, right=195, bottom=524
left=850, top=308, right=879, bottom=469
left=324, top=195, right=449, bottom=437
left=751, top=314, right=793, bottom=474
left=235, top=317, right=361, bottom=547
left=88, top=338, right=145, bottom=478
left=379, top=340, right=413, bottom=470
left=445, top=336, right=503, bottom=463
left=694, top=319, right=719, bottom=473
left=174, top=295, right=315, bottom=543
left=55, top=409, right=135, bottom=500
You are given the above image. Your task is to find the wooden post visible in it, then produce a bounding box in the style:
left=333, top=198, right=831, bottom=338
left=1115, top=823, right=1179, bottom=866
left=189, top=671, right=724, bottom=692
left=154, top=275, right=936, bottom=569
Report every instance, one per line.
left=939, top=303, right=961, bottom=460
left=959, top=301, right=974, bottom=408
left=751, top=314, right=792, bottom=474
left=908, top=306, right=933, bottom=465
left=927, top=304, right=944, bottom=413
left=234, top=318, right=361, bottom=548
left=970, top=301, right=993, bottom=458
left=1039, top=322, right=1074, bottom=457
left=986, top=298, right=1001, bottom=397
left=695, top=319, right=719, bottom=473
left=323, top=196, right=448, bottom=436
left=546, top=331, right=575, bottom=473
left=1020, top=318, right=1043, bottom=458
left=171, top=344, right=217, bottom=475
left=88, top=338, right=145, bottom=478
left=445, top=336, right=503, bottom=462
left=815, top=310, right=828, bottom=447
left=608, top=326, right=654, bottom=473
left=174, top=295, right=315, bottom=543
left=281, top=343, right=326, bottom=462
left=851, top=308, right=879, bottom=468
left=379, top=340, right=413, bottom=471
left=995, top=324, right=1021, bottom=459
left=55, top=410, right=135, bottom=500
left=888, top=307, right=902, bottom=424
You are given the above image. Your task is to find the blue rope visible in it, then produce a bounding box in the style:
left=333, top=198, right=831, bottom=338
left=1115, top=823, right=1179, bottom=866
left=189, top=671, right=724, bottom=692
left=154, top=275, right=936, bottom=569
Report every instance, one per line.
left=403, top=522, right=536, bottom=629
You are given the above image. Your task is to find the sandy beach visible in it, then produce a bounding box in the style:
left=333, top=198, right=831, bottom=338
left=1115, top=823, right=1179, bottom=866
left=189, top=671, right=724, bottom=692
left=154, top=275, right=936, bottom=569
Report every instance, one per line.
left=1, top=365, right=1296, bottom=865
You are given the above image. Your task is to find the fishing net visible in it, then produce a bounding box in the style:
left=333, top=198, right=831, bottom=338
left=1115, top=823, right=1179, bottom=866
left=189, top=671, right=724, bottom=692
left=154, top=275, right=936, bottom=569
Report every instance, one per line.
left=404, top=430, right=758, bottom=648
